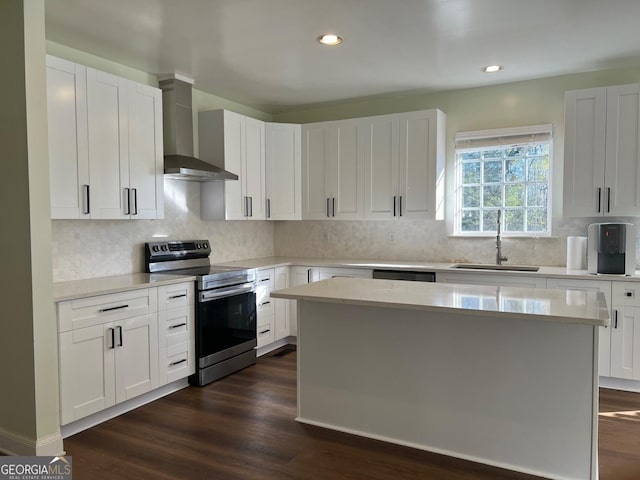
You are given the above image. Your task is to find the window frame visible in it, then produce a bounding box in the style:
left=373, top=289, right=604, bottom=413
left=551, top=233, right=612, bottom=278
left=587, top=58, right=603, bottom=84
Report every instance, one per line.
left=453, top=125, right=553, bottom=238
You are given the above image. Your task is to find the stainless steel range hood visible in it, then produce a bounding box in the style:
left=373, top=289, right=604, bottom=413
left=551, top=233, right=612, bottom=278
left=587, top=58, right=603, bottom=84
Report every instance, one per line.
left=159, top=78, right=238, bottom=181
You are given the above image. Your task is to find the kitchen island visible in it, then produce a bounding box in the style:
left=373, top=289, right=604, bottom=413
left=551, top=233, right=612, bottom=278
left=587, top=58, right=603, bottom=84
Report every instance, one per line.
left=271, top=277, right=609, bottom=480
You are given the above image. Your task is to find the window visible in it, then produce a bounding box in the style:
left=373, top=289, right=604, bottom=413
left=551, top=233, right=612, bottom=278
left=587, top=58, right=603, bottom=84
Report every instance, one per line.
left=454, top=125, right=552, bottom=236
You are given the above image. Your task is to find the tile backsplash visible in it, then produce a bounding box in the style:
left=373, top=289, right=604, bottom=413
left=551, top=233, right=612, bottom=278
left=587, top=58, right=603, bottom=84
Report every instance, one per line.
left=51, top=180, right=274, bottom=282
left=51, top=178, right=640, bottom=282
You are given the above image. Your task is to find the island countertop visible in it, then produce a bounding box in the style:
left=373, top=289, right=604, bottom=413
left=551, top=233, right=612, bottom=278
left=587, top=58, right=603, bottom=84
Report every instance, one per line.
left=271, top=277, right=610, bottom=327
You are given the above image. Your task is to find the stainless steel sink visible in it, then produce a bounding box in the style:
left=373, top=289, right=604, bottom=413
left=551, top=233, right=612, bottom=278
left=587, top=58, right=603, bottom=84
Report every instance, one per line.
left=452, top=263, right=540, bottom=272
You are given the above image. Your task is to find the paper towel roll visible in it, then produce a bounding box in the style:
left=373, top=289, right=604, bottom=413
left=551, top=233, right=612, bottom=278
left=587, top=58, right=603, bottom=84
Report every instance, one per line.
left=567, top=236, right=587, bottom=270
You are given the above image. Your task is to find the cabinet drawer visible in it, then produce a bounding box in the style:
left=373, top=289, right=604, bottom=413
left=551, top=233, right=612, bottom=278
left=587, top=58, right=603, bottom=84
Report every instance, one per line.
left=159, top=342, right=194, bottom=384
left=158, top=282, right=194, bottom=309
left=158, top=306, right=192, bottom=348
left=257, top=322, right=275, bottom=347
left=256, top=269, right=274, bottom=289
left=58, top=288, right=158, bottom=333
left=612, top=282, right=640, bottom=306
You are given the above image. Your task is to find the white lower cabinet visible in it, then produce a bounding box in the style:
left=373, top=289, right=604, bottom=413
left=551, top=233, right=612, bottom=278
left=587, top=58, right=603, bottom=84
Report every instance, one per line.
left=545, top=278, right=612, bottom=377
left=274, top=267, right=290, bottom=341
left=610, top=282, right=640, bottom=380
left=57, top=282, right=194, bottom=426
left=315, top=267, right=373, bottom=281
left=257, top=269, right=276, bottom=347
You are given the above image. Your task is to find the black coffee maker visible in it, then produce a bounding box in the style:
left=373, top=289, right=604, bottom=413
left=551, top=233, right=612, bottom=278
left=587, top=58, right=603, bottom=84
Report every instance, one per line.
left=587, top=223, right=636, bottom=275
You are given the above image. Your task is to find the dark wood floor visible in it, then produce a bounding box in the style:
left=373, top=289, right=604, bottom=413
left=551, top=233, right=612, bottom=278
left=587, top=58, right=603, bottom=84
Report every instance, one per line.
left=64, top=348, right=640, bottom=479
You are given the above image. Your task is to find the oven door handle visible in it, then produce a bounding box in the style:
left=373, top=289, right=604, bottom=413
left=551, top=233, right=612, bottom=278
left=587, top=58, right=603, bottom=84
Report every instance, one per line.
left=200, top=283, right=255, bottom=302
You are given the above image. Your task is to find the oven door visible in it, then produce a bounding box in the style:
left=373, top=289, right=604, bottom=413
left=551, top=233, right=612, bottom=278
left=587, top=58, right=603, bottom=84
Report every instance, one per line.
left=197, top=282, right=257, bottom=368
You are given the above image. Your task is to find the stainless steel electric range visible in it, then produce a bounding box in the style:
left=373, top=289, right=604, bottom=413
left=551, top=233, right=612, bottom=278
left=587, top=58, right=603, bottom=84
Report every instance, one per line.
left=145, top=240, right=257, bottom=386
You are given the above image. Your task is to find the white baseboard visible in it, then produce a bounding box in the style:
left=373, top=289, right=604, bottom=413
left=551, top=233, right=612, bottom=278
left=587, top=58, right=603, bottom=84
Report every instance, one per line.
left=61, top=379, right=189, bottom=438
left=0, top=427, right=63, bottom=456
left=600, top=376, right=640, bottom=393
left=256, top=337, right=296, bottom=357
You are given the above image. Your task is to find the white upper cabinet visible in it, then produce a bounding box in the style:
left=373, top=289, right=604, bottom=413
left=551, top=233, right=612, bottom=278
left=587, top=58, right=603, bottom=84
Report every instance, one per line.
left=46, top=56, right=89, bottom=219
left=564, top=84, right=640, bottom=217
left=265, top=123, right=302, bottom=220
left=301, top=118, right=365, bottom=219
left=364, top=109, right=445, bottom=220
left=199, top=110, right=266, bottom=220
left=46, top=55, right=164, bottom=220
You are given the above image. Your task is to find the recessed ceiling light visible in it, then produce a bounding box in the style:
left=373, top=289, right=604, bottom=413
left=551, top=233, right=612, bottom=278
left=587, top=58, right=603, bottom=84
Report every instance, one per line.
left=318, top=34, right=343, bottom=46
left=483, top=65, right=503, bottom=73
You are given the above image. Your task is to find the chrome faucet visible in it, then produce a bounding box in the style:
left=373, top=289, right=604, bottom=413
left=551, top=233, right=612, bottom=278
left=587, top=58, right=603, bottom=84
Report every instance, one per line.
left=496, top=210, right=508, bottom=265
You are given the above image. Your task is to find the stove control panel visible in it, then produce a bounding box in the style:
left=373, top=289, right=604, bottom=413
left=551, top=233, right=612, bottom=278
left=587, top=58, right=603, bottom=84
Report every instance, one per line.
left=145, top=240, right=211, bottom=263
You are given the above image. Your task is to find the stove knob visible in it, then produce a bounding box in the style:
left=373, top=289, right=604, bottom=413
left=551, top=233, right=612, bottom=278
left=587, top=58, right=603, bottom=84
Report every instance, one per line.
left=203, top=242, right=209, bottom=249
left=152, top=245, right=160, bottom=252
left=196, top=243, right=201, bottom=249
left=161, top=245, right=168, bottom=251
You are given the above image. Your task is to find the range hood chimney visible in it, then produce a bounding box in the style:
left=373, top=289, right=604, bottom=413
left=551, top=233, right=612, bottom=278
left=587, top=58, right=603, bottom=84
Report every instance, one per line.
left=159, top=77, right=238, bottom=181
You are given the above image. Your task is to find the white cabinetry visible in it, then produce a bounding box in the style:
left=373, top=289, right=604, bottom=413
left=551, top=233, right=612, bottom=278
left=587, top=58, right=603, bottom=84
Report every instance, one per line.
left=57, top=288, right=159, bottom=425
left=610, top=282, right=640, bottom=380
left=199, top=110, right=266, bottom=220
left=157, top=282, right=195, bottom=385
left=546, top=278, right=612, bottom=377
left=274, top=267, right=290, bottom=341
left=302, top=119, right=365, bottom=219
left=564, top=83, right=640, bottom=217
left=265, top=123, right=301, bottom=220
left=46, top=55, right=163, bottom=220
left=46, top=56, right=89, bottom=218
left=256, top=269, right=276, bottom=347
left=288, top=266, right=317, bottom=336
left=364, top=109, right=446, bottom=220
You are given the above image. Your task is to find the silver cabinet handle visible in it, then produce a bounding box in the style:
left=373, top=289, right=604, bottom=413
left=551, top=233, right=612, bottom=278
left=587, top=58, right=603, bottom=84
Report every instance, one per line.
left=124, top=188, right=131, bottom=215
left=83, top=185, right=90, bottom=214
left=200, top=283, right=255, bottom=302
left=597, top=187, right=601, bottom=213
left=99, top=304, right=129, bottom=313
left=170, top=358, right=187, bottom=367
left=607, top=187, right=611, bottom=213
left=332, top=197, right=336, bottom=217
left=169, top=322, right=187, bottom=329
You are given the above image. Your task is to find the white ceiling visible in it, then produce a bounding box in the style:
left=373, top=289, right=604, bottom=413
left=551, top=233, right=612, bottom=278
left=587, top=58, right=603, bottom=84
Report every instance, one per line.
left=44, top=0, right=640, bottom=113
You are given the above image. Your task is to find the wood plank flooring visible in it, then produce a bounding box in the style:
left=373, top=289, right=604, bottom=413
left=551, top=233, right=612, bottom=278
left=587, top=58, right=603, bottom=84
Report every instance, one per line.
left=63, top=347, right=640, bottom=479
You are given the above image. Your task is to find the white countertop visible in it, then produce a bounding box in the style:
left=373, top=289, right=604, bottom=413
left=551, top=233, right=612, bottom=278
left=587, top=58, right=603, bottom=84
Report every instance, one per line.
left=53, top=273, right=196, bottom=302
left=271, top=277, right=610, bottom=327
left=218, top=256, right=640, bottom=281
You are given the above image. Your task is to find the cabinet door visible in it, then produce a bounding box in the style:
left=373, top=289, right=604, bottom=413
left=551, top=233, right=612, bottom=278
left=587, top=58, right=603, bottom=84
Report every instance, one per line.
left=114, top=313, right=159, bottom=403
left=128, top=81, right=164, bottom=219
left=274, top=267, right=290, bottom=341
left=265, top=123, right=301, bottom=220
left=364, top=114, right=399, bottom=219
left=288, top=266, right=314, bottom=336
left=546, top=278, right=612, bottom=377
left=86, top=67, right=130, bottom=219
left=59, top=324, right=116, bottom=425
left=331, top=119, right=365, bottom=219
left=610, top=306, right=640, bottom=380
left=223, top=110, right=246, bottom=219
left=398, top=110, right=441, bottom=219
left=604, top=84, right=640, bottom=216
left=244, top=116, right=266, bottom=220
left=302, top=122, right=332, bottom=219
left=46, top=56, right=90, bottom=219
left=563, top=88, right=607, bottom=217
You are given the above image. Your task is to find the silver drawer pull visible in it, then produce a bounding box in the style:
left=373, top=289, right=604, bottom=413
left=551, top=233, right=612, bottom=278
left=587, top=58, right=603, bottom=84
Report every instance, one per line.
left=259, top=278, right=270, bottom=283
left=169, top=294, right=187, bottom=300
left=259, top=329, right=271, bottom=335
left=169, top=322, right=187, bottom=329
left=169, top=359, right=187, bottom=367
left=99, top=304, right=129, bottom=313
left=259, top=301, right=271, bottom=307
